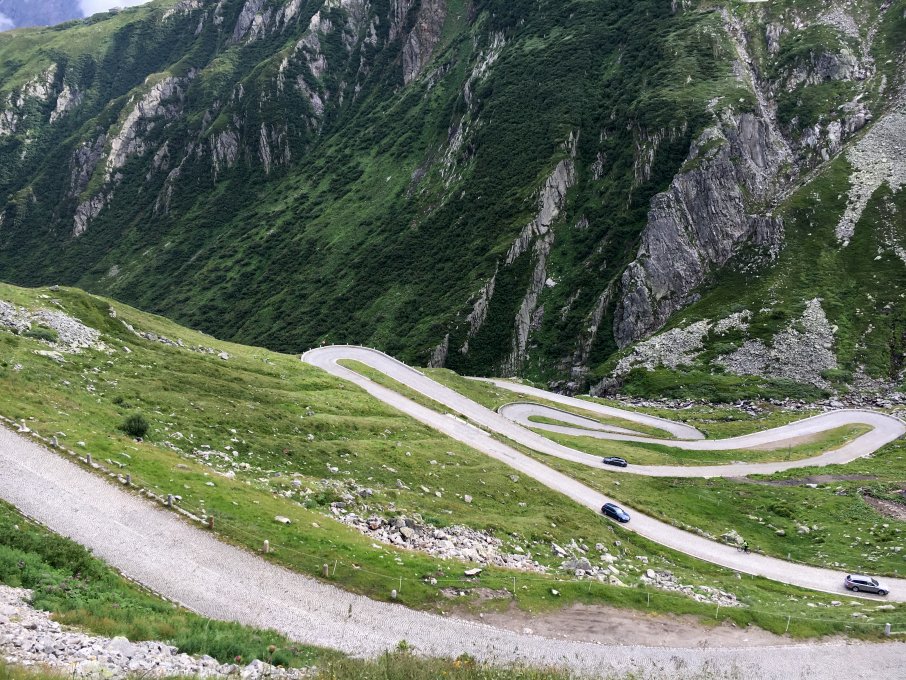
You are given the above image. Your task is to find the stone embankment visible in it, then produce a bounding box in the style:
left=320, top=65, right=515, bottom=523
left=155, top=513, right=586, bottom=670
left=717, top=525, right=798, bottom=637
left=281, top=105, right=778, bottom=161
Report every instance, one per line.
left=335, top=512, right=548, bottom=573
left=0, top=586, right=311, bottom=679
left=0, top=300, right=105, bottom=353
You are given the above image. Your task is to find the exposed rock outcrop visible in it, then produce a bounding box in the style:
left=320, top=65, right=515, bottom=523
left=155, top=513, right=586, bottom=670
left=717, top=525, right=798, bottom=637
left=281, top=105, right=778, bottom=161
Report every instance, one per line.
left=717, top=298, right=837, bottom=389
left=613, top=112, right=787, bottom=347
left=398, top=0, right=447, bottom=84
left=0, top=66, right=58, bottom=137
left=0, top=300, right=105, bottom=352
left=836, top=105, right=906, bottom=245
left=105, top=75, right=191, bottom=180
left=49, top=84, right=82, bottom=123
left=501, top=136, right=578, bottom=374
left=593, top=311, right=750, bottom=395
left=0, top=585, right=311, bottom=679
left=336, top=513, right=547, bottom=573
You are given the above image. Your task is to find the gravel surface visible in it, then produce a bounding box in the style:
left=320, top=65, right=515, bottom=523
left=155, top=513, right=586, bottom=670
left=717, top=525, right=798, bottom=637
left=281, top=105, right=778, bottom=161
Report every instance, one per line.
left=1, top=426, right=905, bottom=679
left=301, top=346, right=906, bottom=600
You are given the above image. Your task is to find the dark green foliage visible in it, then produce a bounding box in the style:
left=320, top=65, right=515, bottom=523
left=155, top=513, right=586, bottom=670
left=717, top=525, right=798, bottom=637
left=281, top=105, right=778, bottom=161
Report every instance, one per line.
left=119, top=412, right=149, bottom=438
left=22, top=327, right=58, bottom=343
left=619, top=367, right=826, bottom=403
left=0, top=0, right=754, bottom=380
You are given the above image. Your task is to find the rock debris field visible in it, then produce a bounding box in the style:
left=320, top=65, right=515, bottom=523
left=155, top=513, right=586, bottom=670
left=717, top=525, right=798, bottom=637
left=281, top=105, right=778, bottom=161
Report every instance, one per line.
left=0, top=586, right=311, bottom=679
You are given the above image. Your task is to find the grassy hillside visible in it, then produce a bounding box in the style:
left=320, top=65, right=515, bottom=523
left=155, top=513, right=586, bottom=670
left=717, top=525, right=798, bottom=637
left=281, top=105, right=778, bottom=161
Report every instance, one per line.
left=0, top=282, right=904, bottom=639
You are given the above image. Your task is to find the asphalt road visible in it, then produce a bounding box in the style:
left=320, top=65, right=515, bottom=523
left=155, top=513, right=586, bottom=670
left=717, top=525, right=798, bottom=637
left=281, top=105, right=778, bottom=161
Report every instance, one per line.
left=496, top=400, right=905, bottom=477
left=302, top=345, right=906, bottom=600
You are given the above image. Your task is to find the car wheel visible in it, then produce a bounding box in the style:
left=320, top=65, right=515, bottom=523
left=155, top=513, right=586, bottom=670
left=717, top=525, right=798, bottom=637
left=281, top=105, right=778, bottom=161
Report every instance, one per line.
left=851, top=586, right=859, bottom=592
left=878, top=590, right=888, bottom=596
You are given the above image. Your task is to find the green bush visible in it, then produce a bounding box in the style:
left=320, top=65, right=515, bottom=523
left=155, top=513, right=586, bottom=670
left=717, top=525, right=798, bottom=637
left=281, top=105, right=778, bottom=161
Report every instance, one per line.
left=23, top=327, right=58, bottom=343
left=119, top=413, right=149, bottom=439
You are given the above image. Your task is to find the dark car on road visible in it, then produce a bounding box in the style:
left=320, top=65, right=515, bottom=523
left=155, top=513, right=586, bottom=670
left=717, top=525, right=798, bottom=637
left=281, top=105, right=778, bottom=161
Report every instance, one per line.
left=844, top=574, right=888, bottom=595
left=601, top=502, right=630, bottom=523
left=601, top=456, right=628, bottom=467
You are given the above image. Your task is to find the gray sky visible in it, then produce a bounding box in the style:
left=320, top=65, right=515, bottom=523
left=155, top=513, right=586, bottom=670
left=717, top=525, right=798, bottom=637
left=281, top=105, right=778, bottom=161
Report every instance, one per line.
left=80, top=0, right=151, bottom=16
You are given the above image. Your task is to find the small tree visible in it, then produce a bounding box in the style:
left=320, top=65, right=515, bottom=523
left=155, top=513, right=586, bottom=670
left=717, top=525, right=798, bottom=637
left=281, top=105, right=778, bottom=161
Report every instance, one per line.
left=120, top=413, right=149, bottom=439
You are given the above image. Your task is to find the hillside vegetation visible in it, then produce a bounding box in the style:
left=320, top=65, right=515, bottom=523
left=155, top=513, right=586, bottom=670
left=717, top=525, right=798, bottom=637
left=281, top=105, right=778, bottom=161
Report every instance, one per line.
left=0, top=282, right=904, bottom=639
left=0, top=0, right=902, bottom=395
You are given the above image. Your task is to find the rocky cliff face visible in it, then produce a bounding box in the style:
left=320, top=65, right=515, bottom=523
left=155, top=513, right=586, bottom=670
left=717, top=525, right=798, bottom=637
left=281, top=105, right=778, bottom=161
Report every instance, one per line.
left=608, top=0, right=905, bottom=382
left=614, top=111, right=788, bottom=347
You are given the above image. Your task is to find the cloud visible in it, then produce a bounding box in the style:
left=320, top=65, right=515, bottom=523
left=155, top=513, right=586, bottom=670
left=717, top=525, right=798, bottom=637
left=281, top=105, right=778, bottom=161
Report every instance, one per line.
left=79, top=1, right=152, bottom=17
left=0, top=11, right=14, bottom=31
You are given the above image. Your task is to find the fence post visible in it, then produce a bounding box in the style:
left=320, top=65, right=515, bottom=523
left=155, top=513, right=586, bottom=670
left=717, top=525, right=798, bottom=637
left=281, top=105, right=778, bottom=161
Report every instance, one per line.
left=166, top=494, right=173, bottom=507
left=322, top=563, right=330, bottom=578
left=125, top=474, right=131, bottom=486
left=885, top=623, right=892, bottom=636
left=263, top=539, right=270, bottom=554
left=86, top=454, right=92, bottom=466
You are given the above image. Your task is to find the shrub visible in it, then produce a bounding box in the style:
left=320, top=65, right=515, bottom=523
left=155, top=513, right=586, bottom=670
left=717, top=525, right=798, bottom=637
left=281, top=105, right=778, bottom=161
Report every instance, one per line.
left=24, top=326, right=59, bottom=343
left=120, top=413, right=149, bottom=439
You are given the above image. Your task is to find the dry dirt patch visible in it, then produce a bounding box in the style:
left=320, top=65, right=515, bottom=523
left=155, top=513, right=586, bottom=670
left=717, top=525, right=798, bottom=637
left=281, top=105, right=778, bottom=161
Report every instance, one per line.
left=456, top=602, right=803, bottom=647
left=862, top=494, right=906, bottom=522
left=731, top=474, right=877, bottom=487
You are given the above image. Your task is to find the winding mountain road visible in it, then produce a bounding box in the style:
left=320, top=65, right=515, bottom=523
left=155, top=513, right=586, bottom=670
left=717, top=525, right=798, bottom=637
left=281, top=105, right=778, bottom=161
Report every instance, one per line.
left=0, top=344, right=904, bottom=677
left=496, top=401, right=904, bottom=477
left=2, top=426, right=904, bottom=679
left=302, top=345, right=906, bottom=600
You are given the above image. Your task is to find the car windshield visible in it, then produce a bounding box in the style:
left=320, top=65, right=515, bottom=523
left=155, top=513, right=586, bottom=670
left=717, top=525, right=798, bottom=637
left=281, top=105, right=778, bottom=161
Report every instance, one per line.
left=871, top=579, right=879, bottom=585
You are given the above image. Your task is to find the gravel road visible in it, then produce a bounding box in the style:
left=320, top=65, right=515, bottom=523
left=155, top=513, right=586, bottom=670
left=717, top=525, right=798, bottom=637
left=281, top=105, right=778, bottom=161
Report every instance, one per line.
left=301, top=346, right=906, bottom=599
left=1, top=426, right=904, bottom=679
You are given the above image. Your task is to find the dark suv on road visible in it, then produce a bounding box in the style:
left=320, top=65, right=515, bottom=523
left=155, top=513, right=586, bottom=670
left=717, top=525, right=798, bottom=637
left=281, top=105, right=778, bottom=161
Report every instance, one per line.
left=601, top=503, right=630, bottom=523
left=844, top=574, right=888, bottom=595
left=601, top=456, right=628, bottom=467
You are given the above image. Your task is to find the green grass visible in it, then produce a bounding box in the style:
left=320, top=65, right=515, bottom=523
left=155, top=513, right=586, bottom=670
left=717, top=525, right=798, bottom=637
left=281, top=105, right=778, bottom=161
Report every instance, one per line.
left=1, top=283, right=905, bottom=640
left=527, top=421, right=870, bottom=466
left=423, top=368, right=673, bottom=438
left=0, top=501, right=338, bottom=668
left=576, top=400, right=822, bottom=439
left=515, top=440, right=906, bottom=578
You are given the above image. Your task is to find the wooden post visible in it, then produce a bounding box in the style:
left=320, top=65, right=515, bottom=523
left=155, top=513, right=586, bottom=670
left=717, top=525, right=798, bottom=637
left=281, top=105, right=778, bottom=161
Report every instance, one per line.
left=86, top=454, right=92, bottom=466
left=166, top=494, right=173, bottom=507
left=207, top=516, right=214, bottom=530
left=885, top=623, right=892, bottom=636
left=322, top=563, right=329, bottom=577
left=263, top=540, right=270, bottom=553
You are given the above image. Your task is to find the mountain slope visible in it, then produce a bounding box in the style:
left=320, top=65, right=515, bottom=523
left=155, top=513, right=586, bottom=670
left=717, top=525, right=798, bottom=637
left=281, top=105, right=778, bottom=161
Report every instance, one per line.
left=0, top=0, right=904, bottom=396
